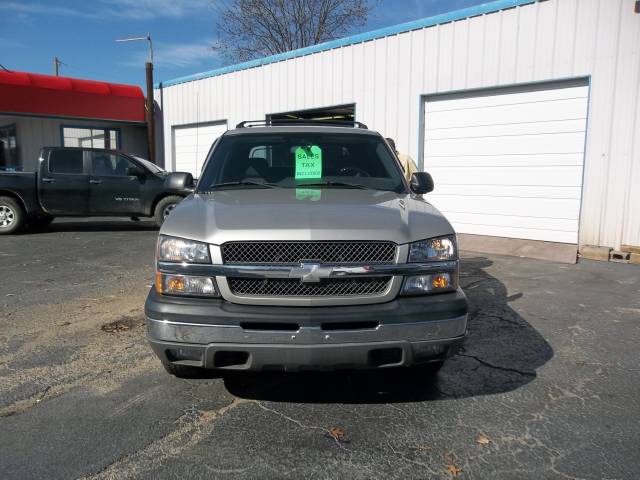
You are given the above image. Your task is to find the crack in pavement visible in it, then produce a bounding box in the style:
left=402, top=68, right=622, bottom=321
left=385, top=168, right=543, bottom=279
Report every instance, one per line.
left=254, top=403, right=382, bottom=478
left=81, top=397, right=253, bottom=480
left=255, top=401, right=350, bottom=450
left=383, top=436, right=441, bottom=477
left=457, top=353, right=536, bottom=377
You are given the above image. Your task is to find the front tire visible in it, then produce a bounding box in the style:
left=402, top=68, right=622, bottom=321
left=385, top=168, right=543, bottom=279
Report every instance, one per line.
left=0, top=196, right=25, bottom=235
left=154, top=195, right=183, bottom=227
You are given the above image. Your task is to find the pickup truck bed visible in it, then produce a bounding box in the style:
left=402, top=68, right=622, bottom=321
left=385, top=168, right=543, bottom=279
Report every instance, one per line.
left=0, top=172, right=39, bottom=213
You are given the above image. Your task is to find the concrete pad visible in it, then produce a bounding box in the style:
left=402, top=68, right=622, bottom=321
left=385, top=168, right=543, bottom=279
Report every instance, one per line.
left=457, top=233, right=578, bottom=264
left=580, top=244, right=613, bottom=261
left=621, top=244, right=640, bottom=254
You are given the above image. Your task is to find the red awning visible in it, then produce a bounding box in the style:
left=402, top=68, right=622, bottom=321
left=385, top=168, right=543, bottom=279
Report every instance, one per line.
left=0, top=70, right=145, bottom=123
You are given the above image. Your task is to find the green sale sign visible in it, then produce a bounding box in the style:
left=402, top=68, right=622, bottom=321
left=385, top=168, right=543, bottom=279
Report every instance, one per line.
left=294, top=145, right=322, bottom=179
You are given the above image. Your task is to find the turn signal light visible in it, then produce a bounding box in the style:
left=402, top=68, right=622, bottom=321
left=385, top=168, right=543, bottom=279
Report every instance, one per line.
left=155, top=272, right=219, bottom=297
left=401, top=272, right=456, bottom=296
left=432, top=274, right=449, bottom=289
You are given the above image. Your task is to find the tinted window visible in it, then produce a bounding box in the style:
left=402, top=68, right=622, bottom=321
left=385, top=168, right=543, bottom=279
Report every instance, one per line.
left=49, top=150, right=84, bottom=174
left=134, top=156, right=164, bottom=174
left=90, top=152, right=137, bottom=176
left=198, top=133, right=405, bottom=192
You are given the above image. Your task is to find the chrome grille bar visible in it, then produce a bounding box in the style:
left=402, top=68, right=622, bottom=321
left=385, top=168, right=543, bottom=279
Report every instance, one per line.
left=157, top=261, right=458, bottom=278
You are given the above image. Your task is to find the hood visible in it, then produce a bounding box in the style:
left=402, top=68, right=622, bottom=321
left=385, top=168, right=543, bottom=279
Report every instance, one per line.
left=161, top=188, right=454, bottom=245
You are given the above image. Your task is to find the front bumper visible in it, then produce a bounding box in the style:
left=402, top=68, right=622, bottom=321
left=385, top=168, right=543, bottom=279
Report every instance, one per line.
left=145, top=288, right=468, bottom=371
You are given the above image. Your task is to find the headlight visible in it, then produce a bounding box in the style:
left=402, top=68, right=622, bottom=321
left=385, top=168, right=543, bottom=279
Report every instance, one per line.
left=157, top=235, right=210, bottom=263
left=156, top=273, right=219, bottom=297
left=408, top=235, right=456, bottom=262
left=402, top=272, right=456, bottom=296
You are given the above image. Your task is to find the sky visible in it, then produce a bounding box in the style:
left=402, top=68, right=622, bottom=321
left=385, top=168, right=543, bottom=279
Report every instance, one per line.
left=0, top=0, right=490, bottom=89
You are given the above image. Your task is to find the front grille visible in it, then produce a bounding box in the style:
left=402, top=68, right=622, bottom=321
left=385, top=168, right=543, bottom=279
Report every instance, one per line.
left=221, top=241, right=396, bottom=265
left=228, top=277, right=392, bottom=297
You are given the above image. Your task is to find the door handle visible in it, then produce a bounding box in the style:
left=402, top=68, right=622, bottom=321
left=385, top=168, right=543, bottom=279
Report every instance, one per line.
left=41, top=178, right=56, bottom=183
left=89, top=179, right=103, bottom=184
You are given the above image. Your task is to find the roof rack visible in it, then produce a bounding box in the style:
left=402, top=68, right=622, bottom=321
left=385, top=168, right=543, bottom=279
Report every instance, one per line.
left=235, top=119, right=368, bottom=129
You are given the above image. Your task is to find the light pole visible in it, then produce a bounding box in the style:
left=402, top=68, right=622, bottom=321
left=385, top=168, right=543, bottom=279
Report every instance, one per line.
left=116, top=34, right=155, bottom=164
left=54, top=56, right=62, bottom=76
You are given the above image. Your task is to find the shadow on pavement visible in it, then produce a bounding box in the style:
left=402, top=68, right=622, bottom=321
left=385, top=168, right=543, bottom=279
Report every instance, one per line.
left=22, top=219, right=159, bottom=234
left=222, top=256, right=554, bottom=403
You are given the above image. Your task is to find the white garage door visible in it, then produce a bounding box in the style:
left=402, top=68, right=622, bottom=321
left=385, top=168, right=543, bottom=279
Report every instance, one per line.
left=423, top=81, right=589, bottom=244
left=173, top=121, right=227, bottom=177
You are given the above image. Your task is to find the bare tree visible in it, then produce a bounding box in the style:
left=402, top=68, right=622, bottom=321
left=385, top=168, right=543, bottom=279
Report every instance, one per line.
left=214, top=0, right=373, bottom=63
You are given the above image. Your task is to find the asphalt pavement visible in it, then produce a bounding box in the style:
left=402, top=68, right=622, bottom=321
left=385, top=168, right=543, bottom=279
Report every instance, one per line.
left=0, top=217, right=639, bottom=479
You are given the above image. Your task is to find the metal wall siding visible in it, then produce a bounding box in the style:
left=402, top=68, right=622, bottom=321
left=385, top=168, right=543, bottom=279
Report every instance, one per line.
left=482, top=11, right=502, bottom=86
left=157, top=0, right=640, bottom=249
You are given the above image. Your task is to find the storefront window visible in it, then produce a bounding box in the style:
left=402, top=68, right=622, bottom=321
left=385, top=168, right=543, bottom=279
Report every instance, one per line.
left=0, top=124, right=20, bottom=171
left=62, top=126, right=120, bottom=149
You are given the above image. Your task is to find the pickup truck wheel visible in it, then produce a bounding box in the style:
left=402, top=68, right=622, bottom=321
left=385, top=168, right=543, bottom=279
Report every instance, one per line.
left=0, top=197, right=24, bottom=235
left=161, top=361, right=206, bottom=378
left=154, top=195, right=183, bottom=227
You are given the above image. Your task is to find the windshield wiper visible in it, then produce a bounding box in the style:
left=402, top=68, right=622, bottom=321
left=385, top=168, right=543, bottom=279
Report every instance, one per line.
left=205, top=181, right=277, bottom=190
left=301, top=181, right=370, bottom=190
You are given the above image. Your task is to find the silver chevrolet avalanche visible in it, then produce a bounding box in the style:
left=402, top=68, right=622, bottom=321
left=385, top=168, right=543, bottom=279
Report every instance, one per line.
left=145, top=120, right=468, bottom=376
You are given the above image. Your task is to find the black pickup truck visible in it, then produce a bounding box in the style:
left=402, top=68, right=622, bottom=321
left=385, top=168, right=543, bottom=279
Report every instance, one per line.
left=0, top=147, right=194, bottom=234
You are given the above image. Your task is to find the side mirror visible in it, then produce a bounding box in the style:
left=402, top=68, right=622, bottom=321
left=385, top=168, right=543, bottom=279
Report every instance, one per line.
left=126, top=166, right=145, bottom=177
left=165, top=172, right=195, bottom=190
left=410, top=172, right=434, bottom=194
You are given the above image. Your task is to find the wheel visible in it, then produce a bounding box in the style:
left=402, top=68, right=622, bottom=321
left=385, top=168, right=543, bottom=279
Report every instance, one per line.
left=162, top=361, right=206, bottom=378
left=0, top=196, right=25, bottom=235
left=154, top=195, right=183, bottom=227
left=29, top=215, right=55, bottom=229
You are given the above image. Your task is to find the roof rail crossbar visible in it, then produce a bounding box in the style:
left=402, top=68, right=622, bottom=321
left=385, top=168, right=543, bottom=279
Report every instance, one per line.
left=235, top=119, right=368, bottom=129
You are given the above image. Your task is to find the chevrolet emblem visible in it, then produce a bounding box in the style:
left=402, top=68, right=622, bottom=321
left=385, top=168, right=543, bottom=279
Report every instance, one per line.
left=289, top=263, right=333, bottom=283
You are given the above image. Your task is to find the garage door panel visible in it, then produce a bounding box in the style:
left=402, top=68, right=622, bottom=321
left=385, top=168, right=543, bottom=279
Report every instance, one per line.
left=426, top=98, right=588, bottom=129
left=425, top=85, right=588, bottom=112
left=172, top=121, right=227, bottom=177
left=425, top=119, right=587, bottom=140
left=175, top=155, right=197, bottom=174
left=425, top=152, right=584, bottom=168
left=423, top=81, right=588, bottom=244
left=432, top=184, right=582, bottom=200
left=174, top=144, right=199, bottom=152
left=444, top=211, right=579, bottom=233
left=426, top=132, right=586, bottom=156
left=428, top=194, right=581, bottom=220
left=447, top=223, right=578, bottom=243
left=428, top=166, right=583, bottom=187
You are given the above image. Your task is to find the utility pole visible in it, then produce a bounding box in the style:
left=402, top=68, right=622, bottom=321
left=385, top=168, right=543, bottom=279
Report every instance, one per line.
left=116, top=34, right=155, bottom=164
left=53, top=57, right=62, bottom=76
left=144, top=60, right=155, bottom=164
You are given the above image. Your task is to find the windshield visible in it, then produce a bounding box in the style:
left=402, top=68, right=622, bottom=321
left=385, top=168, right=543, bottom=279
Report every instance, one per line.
left=132, top=156, right=165, bottom=174
left=197, top=132, right=406, bottom=192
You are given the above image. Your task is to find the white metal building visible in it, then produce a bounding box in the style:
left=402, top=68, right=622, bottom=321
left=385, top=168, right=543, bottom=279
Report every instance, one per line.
left=155, top=0, right=640, bottom=257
